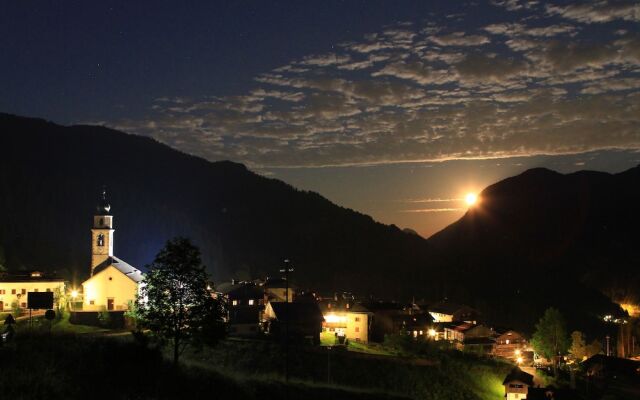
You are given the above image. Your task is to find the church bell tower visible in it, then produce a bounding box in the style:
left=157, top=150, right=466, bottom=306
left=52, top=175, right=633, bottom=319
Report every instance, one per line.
left=91, top=188, right=114, bottom=275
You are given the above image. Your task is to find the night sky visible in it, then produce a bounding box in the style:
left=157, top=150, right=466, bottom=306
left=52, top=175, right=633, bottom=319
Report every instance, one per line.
left=2, top=1, right=639, bottom=237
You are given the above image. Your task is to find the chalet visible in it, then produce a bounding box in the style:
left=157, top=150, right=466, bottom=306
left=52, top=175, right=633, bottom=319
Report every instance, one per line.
left=320, top=301, right=372, bottom=343
left=0, top=271, right=65, bottom=312
left=217, top=281, right=265, bottom=337
left=502, top=367, right=534, bottom=400
left=363, top=301, right=434, bottom=342
left=262, top=301, right=324, bottom=344
left=462, top=324, right=496, bottom=354
left=494, top=330, right=530, bottom=361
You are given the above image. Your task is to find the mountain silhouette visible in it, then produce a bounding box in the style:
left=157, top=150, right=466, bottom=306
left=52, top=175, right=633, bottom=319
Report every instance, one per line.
left=0, top=113, right=428, bottom=297
left=427, top=165, right=640, bottom=331
left=0, top=113, right=635, bottom=332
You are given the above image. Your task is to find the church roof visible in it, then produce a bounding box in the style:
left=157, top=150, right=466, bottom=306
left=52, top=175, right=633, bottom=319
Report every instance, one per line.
left=93, top=256, right=145, bottom=283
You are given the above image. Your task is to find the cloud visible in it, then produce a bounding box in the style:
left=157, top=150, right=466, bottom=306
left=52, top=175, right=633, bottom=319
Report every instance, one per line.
left=112, top=9, right=640, bottom=168
left=429, top=32, right=491, bottom=46
left=546, top=1, right=640, bottom=24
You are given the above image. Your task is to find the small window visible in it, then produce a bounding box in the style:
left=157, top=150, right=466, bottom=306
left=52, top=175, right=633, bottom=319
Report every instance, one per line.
left=34, top=288, right=39, bottom=292
left=21, top=302, right=26, bottom=308
left=0, top=289, right=4, bottom=294
left=506, top=339, right=510, bottom=344
left=232, top=300, right=238, bottom=306
left=21, top=289, right=26, bottom=295
left=46, top=288, right=51, bottom=292
left=11, top=289, right=16, bottom=295
left=248, top=299, right=255, bottom=306
left=355, top=327, right=359, bottom=332
left=99, top=218, right=104, bottom=226
left=97, top=234, right=105, bottom=247
left=89, top=300, right=95, bottom=305
left=355, top=317, right=360, bottom=322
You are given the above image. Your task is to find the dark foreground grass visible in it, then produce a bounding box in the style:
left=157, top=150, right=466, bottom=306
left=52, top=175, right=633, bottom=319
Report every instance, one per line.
left=0, top=333, right=408, bottom=400
left=183, top=339, right=513, bottom=400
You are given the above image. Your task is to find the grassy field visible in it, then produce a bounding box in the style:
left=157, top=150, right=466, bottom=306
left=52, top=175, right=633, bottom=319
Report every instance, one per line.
left=0, top=331, right=410, bottom=400
left=182, top=337, right=513, bottom=400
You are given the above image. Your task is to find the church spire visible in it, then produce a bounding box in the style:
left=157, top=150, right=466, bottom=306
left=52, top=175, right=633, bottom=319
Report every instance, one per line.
left=91, top=186, right=115, bottom=275
left=96, top=186, right=111, bottom=215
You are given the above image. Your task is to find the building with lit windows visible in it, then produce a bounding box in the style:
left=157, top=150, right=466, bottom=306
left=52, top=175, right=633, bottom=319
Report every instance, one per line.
left=320, top=301, right=372, bottom=343
left=0, top=271, right=65, bottom=312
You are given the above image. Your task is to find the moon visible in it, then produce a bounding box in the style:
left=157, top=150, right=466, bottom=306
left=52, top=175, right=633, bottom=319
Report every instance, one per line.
left=465, top=193, right=478, bottom=206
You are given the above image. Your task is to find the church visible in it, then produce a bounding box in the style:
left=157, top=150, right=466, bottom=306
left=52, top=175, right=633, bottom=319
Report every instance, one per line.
left=81, top=190, right=144, bottom=311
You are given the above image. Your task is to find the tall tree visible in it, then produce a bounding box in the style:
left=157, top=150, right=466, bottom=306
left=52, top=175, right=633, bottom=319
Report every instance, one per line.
left=569, top=331, right=587, bottom=360
left=137, top=237, right=225, bottom=364
left=531, top=307, right=570, bottom=371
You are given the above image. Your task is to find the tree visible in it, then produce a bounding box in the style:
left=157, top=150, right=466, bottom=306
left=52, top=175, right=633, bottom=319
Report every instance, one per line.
left=531, top=307, right=570, bottom=371
left=137, top=237, right=225, bottom=365
left=569, top=331, right=587, bottom=360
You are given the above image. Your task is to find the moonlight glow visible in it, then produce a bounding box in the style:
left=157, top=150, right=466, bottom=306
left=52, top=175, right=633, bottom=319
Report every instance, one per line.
left=465, top=193, right=478, bottom=206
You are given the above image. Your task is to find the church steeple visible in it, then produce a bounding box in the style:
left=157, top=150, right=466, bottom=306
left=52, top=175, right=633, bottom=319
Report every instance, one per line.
left=91, top=187, right=114, bottom=275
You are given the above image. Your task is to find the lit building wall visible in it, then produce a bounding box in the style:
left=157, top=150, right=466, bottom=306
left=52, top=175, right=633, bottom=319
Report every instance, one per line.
left=82, top=265, right=138, bottom=311
left=0, top=280, right=65, bottom=310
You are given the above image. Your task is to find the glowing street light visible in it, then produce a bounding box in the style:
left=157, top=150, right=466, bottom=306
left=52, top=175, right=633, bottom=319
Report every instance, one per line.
left=428, top=328, right=437, bottom=338
left=71, top=290, right=78, bottom=299
left=516, top=356, right=523, bottom=365
left=515, top=349, right=521, bottom=356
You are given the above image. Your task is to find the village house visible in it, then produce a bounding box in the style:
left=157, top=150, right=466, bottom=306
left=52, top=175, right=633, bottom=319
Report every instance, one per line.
left=494, top=330, right=530, bottom=361
left=262, top=301, right=324, bottom=344
left=216, top=280, right=265, bottom=337
left=363, top=301, right=435, bottom=342
left=0, top=271, right=65, bottom=312
left=502, top=366, right=534, bottom=400
left=80, top=190, right=144, bottom=312
left=461, top=324, right=496, bottom=354
left=319, top=298, right=372, bottom=343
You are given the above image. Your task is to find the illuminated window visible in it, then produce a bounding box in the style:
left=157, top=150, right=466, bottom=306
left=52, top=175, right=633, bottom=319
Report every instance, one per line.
left=21, top=302, right=26, bottom=308
left=21, top=289, right=26, bottom=295
left=506, top=339, right=510, bottom=344
left=11, top=289, right=16, bottom=294
left=248, top=299, right=255, bottom=306
left=232, top=300, right=238, bottom=306
left=355, top=317, right=360, bottom=322
left=97, top=234, right=105, bottom=247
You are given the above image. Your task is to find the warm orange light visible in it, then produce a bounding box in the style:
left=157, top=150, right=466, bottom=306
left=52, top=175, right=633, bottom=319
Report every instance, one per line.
left=516, top=356, right=523, bottom=364
left=465, top=193, right=478, bottom=206
left=71, top=290, right=78, bottom=299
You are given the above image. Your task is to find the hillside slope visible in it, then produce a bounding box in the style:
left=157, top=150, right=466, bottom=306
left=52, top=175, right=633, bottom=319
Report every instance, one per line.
left=0, top=113, right=429, bottom=296
left=428, top=166, right=640, bottom=330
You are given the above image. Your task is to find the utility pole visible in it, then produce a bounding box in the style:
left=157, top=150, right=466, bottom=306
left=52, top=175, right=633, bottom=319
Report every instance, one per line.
left=605, top=335, right=611, bottom=356
left=279, top=259, right=294, bottom=394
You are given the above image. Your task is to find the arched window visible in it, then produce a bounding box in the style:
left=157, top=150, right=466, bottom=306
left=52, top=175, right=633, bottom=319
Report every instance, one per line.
left=97, top=234, right=105, bottom=247
left=99, top=218, right=104, bottom=226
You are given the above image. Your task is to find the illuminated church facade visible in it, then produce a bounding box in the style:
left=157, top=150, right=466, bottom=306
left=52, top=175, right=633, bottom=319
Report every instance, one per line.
left=81, top=190, right=144, bottom=311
